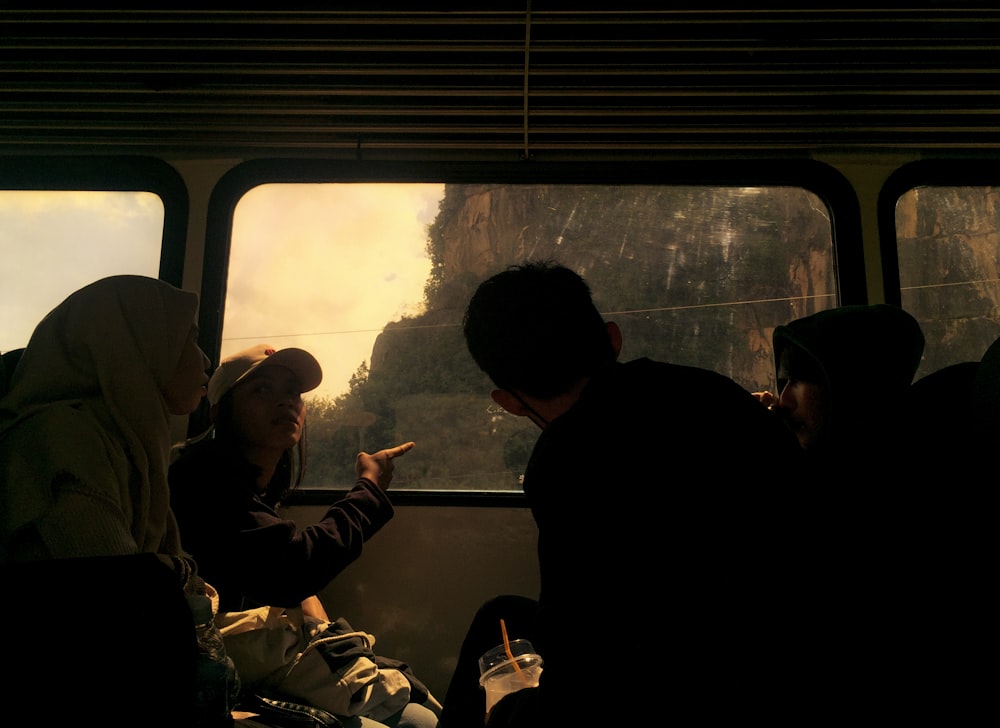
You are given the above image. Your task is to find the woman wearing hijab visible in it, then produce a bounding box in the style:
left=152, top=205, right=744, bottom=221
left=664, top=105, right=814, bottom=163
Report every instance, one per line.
left=0, top=274, right=211, bottom=571
left=0, top=274, right=216, bottom=726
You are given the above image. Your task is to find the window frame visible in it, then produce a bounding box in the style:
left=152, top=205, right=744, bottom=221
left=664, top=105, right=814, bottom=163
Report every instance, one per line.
left=879, top=158, right=1000, bottom=381
left=879, top=158, right=1000, bottom=305
left=200, top=158, right=864, bottom=506
left=0, top=155, right=189, bottom=286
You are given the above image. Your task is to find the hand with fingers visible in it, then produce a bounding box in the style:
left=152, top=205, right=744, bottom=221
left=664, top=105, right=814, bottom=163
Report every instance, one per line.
left=752, top=390, right=778, bottom=410
left=356, top=441, right=416, bottom=491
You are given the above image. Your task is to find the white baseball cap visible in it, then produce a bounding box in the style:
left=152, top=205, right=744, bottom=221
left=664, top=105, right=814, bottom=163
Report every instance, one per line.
left=207, top=344, right=323, bottom=406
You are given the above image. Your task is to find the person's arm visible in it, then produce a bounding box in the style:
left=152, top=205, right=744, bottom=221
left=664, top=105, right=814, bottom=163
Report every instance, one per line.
left=213, top=478, right=391, bottom=606
left=355, top=441, right=415, bottom=491
left=201, top=442, right=417, bottom=608
left=300, top=594, right=330, bottom=621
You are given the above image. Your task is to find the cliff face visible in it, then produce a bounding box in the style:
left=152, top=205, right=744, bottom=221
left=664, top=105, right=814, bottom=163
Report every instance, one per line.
left=896, top=186, right=1000, bottom=374
left=327, top=182, right=1000, bottom=493
left=409, top=182, right=836, bottom=392
left=371, top=182, right=1000, bottom=391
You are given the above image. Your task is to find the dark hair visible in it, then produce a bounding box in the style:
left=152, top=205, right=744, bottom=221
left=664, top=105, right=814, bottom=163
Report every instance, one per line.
left=212, top=389, right=308, bottom=506
left=462, top=260, right=616, bottom=398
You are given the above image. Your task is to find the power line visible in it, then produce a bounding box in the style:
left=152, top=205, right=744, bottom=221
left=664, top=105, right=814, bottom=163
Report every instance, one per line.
left=223, top=292, right=838, bottom=343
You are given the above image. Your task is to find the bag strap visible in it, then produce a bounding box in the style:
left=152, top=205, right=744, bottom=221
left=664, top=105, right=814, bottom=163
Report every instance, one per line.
left=241, top=694, right=346, bottom=728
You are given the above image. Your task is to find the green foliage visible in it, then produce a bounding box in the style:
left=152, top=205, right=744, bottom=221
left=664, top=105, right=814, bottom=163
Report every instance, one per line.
left=424, top=188, right=460, bottom=304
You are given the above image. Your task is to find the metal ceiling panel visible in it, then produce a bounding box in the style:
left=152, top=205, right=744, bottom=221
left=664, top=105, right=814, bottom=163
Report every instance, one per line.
left=2, top=5, right=1000, bottom=157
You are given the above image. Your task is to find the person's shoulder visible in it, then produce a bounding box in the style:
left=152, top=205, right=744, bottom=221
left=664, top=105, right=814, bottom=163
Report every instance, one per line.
left=170, top=436, right=224, bottom=469
left=627, top=357, right=801, bottom=446
left=169, top=438, right=246, bottom=514
left=581, top=358, right=785, bottom=442
left=0, top=401, right=131, bottom=488
left=1, top=401, right=116, bottom=455
left=627, top=357, right=737, bottom=380
left=168, top=438, right=244, bottom=498
left=624, top=357, right=761, bottom=398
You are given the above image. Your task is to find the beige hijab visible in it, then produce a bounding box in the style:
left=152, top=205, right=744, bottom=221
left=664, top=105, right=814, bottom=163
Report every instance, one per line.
left=0, top=275, right=198, bottom=557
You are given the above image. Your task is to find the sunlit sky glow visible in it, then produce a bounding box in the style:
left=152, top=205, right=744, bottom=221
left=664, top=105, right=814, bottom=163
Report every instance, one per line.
left=1, top=184, right=445, bottom=400
left=225, top=183, right=444, bottom=398
left=1, top=189, right=164, bottom=350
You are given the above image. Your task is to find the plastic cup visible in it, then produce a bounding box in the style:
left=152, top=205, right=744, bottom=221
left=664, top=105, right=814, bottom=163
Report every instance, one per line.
left=478, top=639, right=544, bottom=714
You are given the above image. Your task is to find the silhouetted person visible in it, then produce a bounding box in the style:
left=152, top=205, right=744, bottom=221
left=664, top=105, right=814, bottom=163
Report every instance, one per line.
left=440, top=260, right=826, bottom=728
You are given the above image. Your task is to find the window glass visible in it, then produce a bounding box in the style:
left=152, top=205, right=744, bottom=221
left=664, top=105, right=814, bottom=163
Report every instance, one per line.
left=0, top=190, right=164, bottom=352
left=896, top=186, right=1000, bottom=379
left=226, top=183, right=836, bottom=491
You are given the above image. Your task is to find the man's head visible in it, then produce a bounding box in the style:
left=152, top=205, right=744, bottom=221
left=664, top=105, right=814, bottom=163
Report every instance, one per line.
left=463, top=260, right=620, bottom=406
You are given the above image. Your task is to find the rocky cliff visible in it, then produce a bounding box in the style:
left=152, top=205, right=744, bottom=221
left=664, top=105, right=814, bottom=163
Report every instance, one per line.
left=375, top=182, right=837, bottom=393
left=371, top=182, right=1000, bottom=387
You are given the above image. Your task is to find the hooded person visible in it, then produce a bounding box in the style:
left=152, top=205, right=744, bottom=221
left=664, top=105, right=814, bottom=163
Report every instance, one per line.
left=769, top=303, right=925, bottom=481
left=766, top=306, right=994, bottom=722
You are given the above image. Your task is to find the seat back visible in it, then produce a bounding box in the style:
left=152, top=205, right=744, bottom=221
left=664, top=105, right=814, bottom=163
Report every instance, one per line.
left=0, top=553, right=200, bottom=726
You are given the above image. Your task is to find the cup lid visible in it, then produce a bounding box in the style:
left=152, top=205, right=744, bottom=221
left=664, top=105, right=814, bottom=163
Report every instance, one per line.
left=478, top=652, right=543, bottom=685
left=478, top=640, right=542, bottom=679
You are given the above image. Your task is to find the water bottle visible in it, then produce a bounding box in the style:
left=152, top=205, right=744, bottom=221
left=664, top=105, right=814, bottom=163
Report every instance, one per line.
left=188, top=594, right=241, bottom=726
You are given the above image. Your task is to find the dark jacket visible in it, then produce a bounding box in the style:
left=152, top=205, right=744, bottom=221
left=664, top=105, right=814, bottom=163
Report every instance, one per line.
left=169, top=437, right=394, bottom=612
left=488, top=358, right=823, bottom=726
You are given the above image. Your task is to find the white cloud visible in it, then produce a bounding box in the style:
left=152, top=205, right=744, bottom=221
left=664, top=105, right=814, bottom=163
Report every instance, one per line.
left=224, top=183, right=445, bottom=398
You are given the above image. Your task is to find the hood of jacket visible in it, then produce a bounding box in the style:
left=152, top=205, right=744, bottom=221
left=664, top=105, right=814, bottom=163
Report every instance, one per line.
left=772, top=304, right=925, bottom=422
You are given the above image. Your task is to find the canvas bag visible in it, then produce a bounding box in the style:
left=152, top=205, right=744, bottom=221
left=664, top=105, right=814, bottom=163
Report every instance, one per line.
left=217, top=606, right=411, bottom=721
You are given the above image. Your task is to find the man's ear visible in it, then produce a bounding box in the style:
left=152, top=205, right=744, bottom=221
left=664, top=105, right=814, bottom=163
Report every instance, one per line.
left=491, top=389, right=529, bottom=417
left=607, top=321, right=623, bottom=359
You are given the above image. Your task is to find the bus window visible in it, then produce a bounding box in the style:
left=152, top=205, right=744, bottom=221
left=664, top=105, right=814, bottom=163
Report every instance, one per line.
left=225, top=182, right=836, bottom=493
left=895, top=185, right=1000, bottom=378
left=0, top=190, right=164, bottom=353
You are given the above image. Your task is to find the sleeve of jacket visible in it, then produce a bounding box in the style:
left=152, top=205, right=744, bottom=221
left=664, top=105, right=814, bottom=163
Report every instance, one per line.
left=169, top=442, right=395, bottom=610
left=233, top=478, right=395, bottom=607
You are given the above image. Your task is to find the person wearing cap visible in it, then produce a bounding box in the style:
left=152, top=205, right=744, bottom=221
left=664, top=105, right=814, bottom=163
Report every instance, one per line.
left=169, top=343, right=440, bottom=727
left=169, top=343, right=413, bottom=613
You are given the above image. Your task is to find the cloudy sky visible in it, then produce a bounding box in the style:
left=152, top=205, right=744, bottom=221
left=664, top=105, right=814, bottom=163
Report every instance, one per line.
left=1, top=189, right=165, bottom=349
left=1, top=183, right=445, bottom=399
left=223, top=183, right=445, bottom=398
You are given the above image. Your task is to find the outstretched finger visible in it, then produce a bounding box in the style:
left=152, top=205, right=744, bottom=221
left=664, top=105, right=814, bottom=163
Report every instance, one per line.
left=390, top=441, right=416, bottom=459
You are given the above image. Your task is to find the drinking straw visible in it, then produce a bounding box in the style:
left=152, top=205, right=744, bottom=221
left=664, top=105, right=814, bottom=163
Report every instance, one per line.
left=500, top=618, right=525, bottom=676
